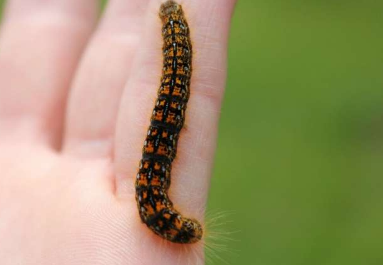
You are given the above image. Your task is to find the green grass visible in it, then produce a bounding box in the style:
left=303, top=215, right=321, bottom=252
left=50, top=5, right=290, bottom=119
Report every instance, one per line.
left=1, top=0, right=383, bottom=264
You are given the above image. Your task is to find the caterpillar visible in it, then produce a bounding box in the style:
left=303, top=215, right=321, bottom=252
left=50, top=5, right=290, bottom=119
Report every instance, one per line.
left=135, top=0, right=203, bottom=244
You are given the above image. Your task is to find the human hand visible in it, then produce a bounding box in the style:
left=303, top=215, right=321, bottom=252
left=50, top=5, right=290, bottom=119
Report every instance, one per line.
left=0, top=0, right=236, bottom=264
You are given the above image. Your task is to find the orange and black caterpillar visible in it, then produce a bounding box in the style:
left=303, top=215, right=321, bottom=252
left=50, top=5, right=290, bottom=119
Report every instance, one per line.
left=135, top=0, right=203, bottom=244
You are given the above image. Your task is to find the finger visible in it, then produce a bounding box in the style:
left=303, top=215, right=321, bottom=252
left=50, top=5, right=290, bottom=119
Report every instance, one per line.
left=63, top=0, right=151, bottom=158
left=114, top=0, right=236, bottom=220
left=0, top=0, right=99, bottom=148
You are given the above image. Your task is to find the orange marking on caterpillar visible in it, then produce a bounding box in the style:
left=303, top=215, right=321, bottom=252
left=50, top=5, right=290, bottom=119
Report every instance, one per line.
left=135, top=0, right=202, bottom=244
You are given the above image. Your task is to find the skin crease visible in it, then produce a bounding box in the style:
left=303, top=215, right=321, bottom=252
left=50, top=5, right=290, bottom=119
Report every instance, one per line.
left=0, top=0, right=236, bottom=264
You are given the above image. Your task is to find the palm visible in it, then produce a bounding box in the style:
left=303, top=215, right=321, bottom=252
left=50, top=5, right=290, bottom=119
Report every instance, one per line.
left=0, top=0, right=236, bottom=264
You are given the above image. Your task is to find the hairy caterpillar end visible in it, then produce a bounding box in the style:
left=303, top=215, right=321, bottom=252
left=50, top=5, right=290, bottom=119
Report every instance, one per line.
left=135, top=0, right=203, bottom=244
left=204, top=211, right=238, bottom=265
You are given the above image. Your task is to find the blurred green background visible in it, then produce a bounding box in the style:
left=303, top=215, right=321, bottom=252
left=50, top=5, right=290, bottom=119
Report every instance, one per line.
left=1, top=0, right=383, bottom=264
left=212, top=1, right=383, bottom=264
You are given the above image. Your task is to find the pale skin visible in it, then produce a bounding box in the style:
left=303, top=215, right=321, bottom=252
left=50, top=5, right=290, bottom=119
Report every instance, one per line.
left=0, top=0, right=236, bottom=264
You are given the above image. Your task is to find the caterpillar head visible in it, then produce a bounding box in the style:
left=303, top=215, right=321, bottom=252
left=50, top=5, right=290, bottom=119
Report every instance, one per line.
left=160, top=0, right=183, bottom=22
